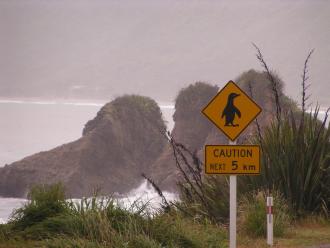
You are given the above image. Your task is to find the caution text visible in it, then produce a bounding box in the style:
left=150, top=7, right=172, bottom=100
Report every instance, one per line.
left=205, top=145, right=260, bottom=175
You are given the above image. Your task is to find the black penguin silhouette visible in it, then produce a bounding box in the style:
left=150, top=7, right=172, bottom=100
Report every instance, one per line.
left=221, top=93, right=241, bottom=127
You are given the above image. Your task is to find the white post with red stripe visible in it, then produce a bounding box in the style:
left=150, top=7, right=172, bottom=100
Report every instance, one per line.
left=267, top=196, right=273, bottom=246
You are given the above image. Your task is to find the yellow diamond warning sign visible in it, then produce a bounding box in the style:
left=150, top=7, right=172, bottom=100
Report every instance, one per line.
left=205, top=145, right=260, bottom=175
left=202, top=81, right=261, bottom=141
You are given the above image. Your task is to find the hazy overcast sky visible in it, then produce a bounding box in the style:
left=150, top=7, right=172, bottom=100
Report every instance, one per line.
left=0, top=0, right=329, bottom=105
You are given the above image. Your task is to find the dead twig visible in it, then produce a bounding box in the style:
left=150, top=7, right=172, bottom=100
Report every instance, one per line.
left=252, top=43, right=282, bottom=125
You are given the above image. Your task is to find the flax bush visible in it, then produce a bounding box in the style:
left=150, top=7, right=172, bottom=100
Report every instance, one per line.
left=246, top=46, right=330, bottom=217
left=246, top=108, right=330, bottom=217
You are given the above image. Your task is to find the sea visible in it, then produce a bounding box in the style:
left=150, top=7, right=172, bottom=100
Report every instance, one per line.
left=0, top=99, right=176, bottom=223
left=0, top=100, right=328, bottom=223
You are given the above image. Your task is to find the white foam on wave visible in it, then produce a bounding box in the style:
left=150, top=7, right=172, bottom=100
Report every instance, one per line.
left=118, top=180, right=178, bottom=213
left=159, top=105, right=175, bottom=109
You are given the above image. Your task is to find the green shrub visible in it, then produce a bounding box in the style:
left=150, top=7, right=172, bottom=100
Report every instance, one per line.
left=10, top=183, right=69, bottom=231
left=18, top=214, right=80, bottom=239
left=238, top=190, right=291, bottom=237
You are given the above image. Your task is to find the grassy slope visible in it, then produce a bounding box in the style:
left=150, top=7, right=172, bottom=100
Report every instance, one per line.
left=1, top=222, right=329, bottom=248
left=238, top=221, right=330, bottom=248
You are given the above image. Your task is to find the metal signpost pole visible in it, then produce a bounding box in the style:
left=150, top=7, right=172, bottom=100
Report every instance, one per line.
left=229, top=139, right=237, bottom=248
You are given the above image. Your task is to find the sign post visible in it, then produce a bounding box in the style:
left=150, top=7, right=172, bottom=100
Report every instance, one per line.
left=229, top=140, right=237, bottom=248
left=202, top=80, right=262, bottom=248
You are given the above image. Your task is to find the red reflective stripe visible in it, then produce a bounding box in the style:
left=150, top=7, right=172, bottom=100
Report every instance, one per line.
left=267, top=206, right=272, bottom=214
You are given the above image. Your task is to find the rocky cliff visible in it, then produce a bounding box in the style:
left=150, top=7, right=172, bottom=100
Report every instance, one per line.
left=0, top=95, right=166, bottom=198
left=149, top=82, right=223, bottom=191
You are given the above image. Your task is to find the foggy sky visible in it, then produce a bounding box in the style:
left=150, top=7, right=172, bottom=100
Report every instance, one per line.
left=0, top=0, right=329, bottom=105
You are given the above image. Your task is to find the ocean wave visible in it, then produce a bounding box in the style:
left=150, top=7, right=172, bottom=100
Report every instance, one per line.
left=0, top=99, right=174, bottom=109
left=61, top=102, right=104, bottom=107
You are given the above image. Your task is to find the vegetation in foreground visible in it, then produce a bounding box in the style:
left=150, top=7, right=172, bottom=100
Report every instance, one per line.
left=0, top=183, right=227, bottom=248
left=0, top=183, right=329, bottom=248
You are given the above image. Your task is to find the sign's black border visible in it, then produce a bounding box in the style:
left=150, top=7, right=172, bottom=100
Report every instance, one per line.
left=201, top=80, right=262, bottom=141
left=204, top=145, right=261, bottom=175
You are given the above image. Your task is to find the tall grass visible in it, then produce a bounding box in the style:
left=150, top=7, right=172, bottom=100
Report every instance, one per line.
left=238, top=190, right=291, bottom=238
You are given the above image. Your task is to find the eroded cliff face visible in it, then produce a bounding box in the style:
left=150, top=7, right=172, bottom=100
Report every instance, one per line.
left=0, top=95, right=166, bottom=198
left=151, top=70, right=296, bottom=191
left=149, top=82, right=220, bottom=191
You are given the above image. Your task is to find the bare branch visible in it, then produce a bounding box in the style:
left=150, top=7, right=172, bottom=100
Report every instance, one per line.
left=252, top=43, right=282, bottom=124
left=301, top=49, right=314, bottom=113
left=142, top=173, right=171, bottom=211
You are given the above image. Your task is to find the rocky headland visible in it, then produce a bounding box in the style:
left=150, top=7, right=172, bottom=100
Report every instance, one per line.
left=0, top=95, right=166, bottom=197
left=0, top=70, right=296, bottom=197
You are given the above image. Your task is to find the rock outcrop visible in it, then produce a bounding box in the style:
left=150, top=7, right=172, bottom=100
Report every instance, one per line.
left=0, top=70, right=296, bottom=197
left=0, top=95, right=166, bottom=198
left=149, top=82, right=223, bottom=191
